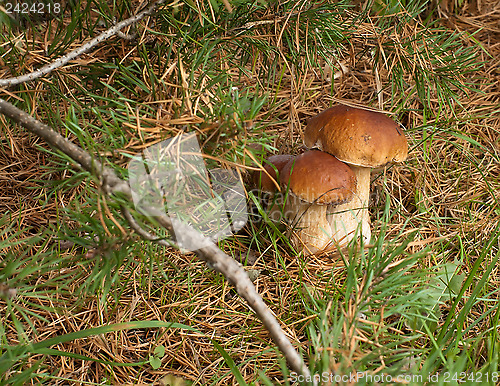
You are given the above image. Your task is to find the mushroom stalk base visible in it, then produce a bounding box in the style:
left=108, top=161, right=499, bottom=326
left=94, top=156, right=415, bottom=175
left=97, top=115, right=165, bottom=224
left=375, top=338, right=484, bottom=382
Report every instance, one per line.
left=284, top=196, right=333, bottom=255
left=327, top=165, right=371, bottom=246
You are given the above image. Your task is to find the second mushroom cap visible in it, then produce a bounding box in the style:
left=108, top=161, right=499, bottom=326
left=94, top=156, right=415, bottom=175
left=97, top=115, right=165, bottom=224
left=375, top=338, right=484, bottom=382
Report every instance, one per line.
left=304, top=104, right=408, bottom=168
left=280, top=150, right=356, bottom=205
left=254, top=154, right=295, bottom=193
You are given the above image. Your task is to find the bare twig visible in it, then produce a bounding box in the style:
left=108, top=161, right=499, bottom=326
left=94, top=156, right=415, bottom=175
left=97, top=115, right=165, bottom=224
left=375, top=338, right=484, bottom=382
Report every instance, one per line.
left=121, top=205, right=172, bottom=246
left=0, top=97, right=313, bottom=383
left=0, top=0, right=168, bottom=88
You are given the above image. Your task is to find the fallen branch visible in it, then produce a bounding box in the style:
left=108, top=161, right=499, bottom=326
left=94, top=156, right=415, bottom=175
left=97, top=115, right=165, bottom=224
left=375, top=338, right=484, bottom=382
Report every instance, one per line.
left=0, top=97, right=314, bottom=383
left=0, top=0, right=167, bottom=88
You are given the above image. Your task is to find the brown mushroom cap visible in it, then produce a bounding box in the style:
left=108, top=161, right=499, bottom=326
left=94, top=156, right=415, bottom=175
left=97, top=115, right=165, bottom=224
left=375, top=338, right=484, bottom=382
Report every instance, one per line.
left=280, top=150, right=356, bottom=205
left=254, top=154, right=295, bottom=193
left=304, top=104, right=408, bottom=168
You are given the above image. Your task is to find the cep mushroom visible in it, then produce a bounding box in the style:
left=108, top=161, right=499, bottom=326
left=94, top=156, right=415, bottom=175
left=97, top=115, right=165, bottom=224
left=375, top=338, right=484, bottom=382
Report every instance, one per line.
left=304, top=104, right=408, bottom=243
left=253, top=154, right=295, bottom=222
left=279, top=150, right=357, bottom=254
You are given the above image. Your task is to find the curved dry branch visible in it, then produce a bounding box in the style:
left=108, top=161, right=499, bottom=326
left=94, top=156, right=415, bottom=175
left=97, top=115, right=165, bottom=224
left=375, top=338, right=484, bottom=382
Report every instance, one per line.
left=0, top=97, right=314, bottom=383
left=0, top=0, right=167, bottom=88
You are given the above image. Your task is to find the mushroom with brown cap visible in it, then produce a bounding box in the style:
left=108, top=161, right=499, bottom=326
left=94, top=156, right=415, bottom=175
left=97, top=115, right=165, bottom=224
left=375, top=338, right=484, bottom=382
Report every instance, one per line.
left=253, top=154, right=295, bottom=222
left=304, top=104, right=408, bottom=244
left=279, top=150, right=357, bottom=254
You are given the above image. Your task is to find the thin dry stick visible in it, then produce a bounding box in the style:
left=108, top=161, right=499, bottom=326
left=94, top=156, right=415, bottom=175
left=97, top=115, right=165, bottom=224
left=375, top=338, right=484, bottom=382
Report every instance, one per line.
left=0, top=0, right=168, bottom=88
left=0, top=97, right=314, bottom=383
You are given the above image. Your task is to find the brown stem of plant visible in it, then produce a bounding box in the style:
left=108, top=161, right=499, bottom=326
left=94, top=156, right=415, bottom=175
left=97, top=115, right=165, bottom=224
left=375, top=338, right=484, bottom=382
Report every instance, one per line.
left=0, top=97, right=313, bottom=383
left=0, top=0, right=168, bottom=88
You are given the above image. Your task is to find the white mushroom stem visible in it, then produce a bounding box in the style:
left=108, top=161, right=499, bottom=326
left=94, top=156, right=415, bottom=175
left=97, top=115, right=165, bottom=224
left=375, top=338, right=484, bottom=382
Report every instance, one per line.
left=327, top=165, right=371, bottom=245
left=284, top=195, right=333, bottom=255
